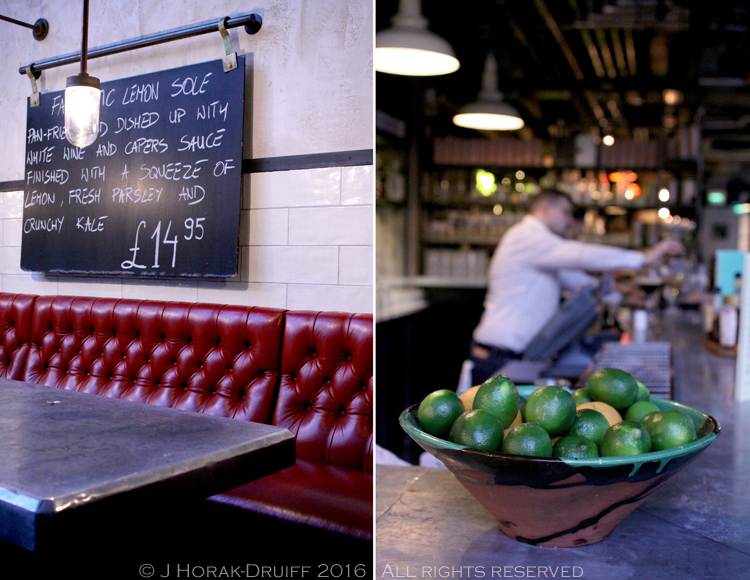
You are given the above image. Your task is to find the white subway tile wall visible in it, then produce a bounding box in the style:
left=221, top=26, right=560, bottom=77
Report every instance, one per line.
left=340, top=246, right=374, bottom=286
left=2, top=165, right=372, bottom=313
left=287, top=284, right=373, bottom=313
left=0, top=0, right=372, bottom=314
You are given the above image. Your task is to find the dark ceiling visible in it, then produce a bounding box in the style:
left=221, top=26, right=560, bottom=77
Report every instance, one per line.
left=376, top=0, right=750, bottom=151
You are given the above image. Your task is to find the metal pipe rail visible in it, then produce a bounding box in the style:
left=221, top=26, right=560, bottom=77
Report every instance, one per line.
left=19, top=12, right=261, bottom=75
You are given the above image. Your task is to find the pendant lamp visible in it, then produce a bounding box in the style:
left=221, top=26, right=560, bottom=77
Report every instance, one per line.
left=65, top=0, right=100, bottom=148
left=453, top=53, right=524, bottom=131
left=375, top=0, right=459, bottom=76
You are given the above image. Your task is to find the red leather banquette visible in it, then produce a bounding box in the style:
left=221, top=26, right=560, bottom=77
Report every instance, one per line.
left=0, top=293, right=373, bottom=541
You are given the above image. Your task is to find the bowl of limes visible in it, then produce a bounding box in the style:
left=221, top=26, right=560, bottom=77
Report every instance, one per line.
left=399, top=369, right=720, bottom=548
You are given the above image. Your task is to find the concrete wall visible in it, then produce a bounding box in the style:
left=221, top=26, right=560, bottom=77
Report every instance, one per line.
left=0, top=0, right=373, bottom=313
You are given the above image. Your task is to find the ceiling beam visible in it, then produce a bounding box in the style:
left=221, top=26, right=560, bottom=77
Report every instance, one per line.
left=533, top=0, right=585, bottom=81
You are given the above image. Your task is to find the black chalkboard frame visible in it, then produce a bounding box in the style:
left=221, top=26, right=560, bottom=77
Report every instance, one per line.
left=21, top=56, right=246, bottom=279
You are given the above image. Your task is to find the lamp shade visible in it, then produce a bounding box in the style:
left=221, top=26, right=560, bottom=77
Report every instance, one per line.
left=65, top=73, right=100, bottom=148
left=376, top=27, right=459, bottom=76
left=375, top=0, right=459, bottom=76
left=453, top=53, right=524, bottom=131
left=453, top=101, right=525, bottom=131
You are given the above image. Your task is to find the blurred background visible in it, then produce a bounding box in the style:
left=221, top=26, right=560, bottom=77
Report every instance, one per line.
left=376, top=0, right=750, bottom=463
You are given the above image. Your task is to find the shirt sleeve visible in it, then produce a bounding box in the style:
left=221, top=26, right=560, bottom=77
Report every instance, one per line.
left=558, top=269, right=600, bottom=291
left=515, top=230, right=645, bottom=272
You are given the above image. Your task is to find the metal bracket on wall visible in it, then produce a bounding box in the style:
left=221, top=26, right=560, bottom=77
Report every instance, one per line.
left=0, top=14, right=48, bottom=41
left=218, top=17, right=238, bottom=73
left=26, top=68, right=41, bottom=107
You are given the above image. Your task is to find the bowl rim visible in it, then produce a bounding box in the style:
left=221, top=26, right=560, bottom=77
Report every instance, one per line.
left=400, top=388, right=721, bottom=469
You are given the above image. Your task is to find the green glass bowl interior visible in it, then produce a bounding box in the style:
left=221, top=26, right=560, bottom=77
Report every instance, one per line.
left=400, top=385, right=720, bottom=470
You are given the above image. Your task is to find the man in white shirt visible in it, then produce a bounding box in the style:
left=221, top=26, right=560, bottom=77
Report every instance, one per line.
left=470, top=189, right=682, bottom=384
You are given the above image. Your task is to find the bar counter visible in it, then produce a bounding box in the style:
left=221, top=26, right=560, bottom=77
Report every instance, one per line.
left=376, top=309, right=750, bottom=579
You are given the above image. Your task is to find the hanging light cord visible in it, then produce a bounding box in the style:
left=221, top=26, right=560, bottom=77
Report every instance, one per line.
left=80, top=0, right=89, bottom=75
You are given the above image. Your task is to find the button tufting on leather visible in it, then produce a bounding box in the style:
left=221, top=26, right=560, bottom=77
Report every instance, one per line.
left=340, top=411, right=346, bottom=417
left=347, top=356, right=352, bottom=362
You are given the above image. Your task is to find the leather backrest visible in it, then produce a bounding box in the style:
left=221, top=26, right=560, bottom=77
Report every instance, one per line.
left=273, top=312, right=373, bottom=472
left=0, top=293, right=37, bottom=380
left=23, top=295, right=285, bottom=424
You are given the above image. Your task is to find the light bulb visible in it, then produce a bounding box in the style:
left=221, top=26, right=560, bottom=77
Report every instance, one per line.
left=65, top=76, right=101, bottom=148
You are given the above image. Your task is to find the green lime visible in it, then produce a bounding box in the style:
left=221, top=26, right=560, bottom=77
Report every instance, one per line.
left=640, top=411, right=660, bottom=431
left=572, top=388, right=593, bottom=406
left=600, top=421, right=652, bottom=457
left=588, top=368, right=638, bottom=410
left=524, top=385, right=577, bottom=437
left=635, top=381, right=651, bottom=402
left=553, top=435, right=599, bottom=459
left=472, top=375, right=519, bottom=428
left=519, top=396, right=528, bottom=420
left=644, top=410, right=697, bottom=451
left=624, top=401, right=661, bottom=424
left=417, top=390, right=464, bottom=439
left=449, top=409, right=504, bottom=452
left=501, top=423, right=553, bottom=457
left=568, top=409, right=610, bottom=447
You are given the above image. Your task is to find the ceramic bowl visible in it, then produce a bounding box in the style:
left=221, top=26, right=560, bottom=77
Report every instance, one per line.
left=399, top=386, right=720, bottom=548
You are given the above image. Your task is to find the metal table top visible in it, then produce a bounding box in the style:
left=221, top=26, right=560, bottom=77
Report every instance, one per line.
left=0, top=378, right=295, bottom=551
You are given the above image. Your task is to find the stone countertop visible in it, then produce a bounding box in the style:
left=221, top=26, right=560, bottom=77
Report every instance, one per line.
left=376, top=309, right=750, bottom=579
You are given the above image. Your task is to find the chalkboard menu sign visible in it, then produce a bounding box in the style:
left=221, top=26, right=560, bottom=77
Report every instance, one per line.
left=21, top=57, right=244, bottom=277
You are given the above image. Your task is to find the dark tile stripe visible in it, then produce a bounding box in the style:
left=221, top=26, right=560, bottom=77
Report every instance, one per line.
left=242, top=149, right=373, bottom=173
left=0, top=149, right=374, bottom=192
left=0, top=180, right=24, bottom=193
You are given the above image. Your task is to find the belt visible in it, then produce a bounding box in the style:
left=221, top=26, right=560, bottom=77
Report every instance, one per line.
left=471, top=341, right=522, bottom=359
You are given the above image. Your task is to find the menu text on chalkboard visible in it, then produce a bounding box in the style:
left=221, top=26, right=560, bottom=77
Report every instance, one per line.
left=22, top=57, right=245, bottom=277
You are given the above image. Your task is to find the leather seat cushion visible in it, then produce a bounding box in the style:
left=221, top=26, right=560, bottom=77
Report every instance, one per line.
left=22, top=295, right=286, bottom=424
left=0, top=293, right=36, bottom=380
left=273, top=311, right=373, bottom=471
left=208, top=458, right=373, bottom=540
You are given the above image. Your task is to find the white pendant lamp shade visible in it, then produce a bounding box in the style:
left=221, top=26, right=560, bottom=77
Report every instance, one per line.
left=375, top=0, right=459, bottom=76
left=453, top=53, right=524, bottom=131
